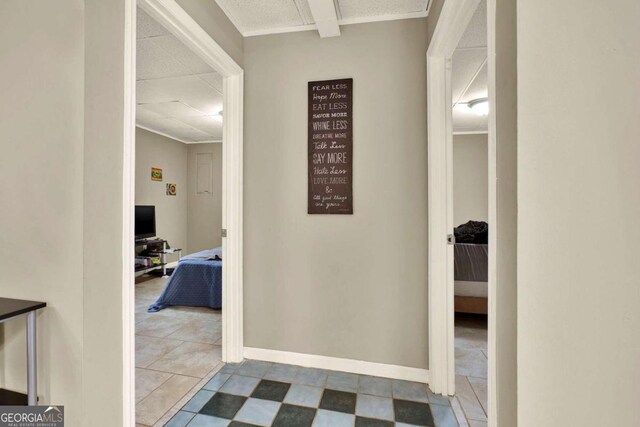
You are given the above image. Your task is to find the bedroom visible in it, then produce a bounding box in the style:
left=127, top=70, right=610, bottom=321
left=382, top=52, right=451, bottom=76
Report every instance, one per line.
left=133, top=8, right=226, bottom=426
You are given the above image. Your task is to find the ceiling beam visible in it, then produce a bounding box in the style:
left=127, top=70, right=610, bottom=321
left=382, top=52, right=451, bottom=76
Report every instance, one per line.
left=307, top=0, right=341, bottom=38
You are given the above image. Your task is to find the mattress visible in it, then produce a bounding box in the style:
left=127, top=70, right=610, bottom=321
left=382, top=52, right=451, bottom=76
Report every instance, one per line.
left=148, top=258, right=222, bottom=312
left=454, top=243, right=488, bottom=282
left=455, top=280, right=488, bottom=298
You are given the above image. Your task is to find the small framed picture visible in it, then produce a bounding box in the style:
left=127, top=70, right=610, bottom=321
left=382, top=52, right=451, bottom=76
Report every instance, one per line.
left=151, top=167, right=163, bottom=181
left=166, top=183, right=177, bottom=196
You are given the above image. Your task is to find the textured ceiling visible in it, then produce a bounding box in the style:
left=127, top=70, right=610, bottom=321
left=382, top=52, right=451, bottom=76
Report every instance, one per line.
left=215, top=0, right=431, bottom=35
left=452, top=0, right=488, bottom=133
left=136, top=8, right=223, bottom=143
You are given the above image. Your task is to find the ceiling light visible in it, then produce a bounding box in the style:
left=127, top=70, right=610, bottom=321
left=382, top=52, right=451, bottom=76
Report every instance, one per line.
left=207, top=110, right=223, bottom=121
left=468, top=98, right=489, bottom=116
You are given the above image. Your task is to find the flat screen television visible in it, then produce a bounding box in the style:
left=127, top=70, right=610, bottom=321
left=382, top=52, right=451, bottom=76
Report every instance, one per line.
left=135, top=205, right=156, bottom=239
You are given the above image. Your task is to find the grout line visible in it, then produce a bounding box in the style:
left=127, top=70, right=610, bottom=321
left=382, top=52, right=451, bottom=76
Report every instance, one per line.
left=152, top=362, right=224, bottom=427
left=136, top=372, right=174, bottom=405
left=467, top=375, right=488, bottom=418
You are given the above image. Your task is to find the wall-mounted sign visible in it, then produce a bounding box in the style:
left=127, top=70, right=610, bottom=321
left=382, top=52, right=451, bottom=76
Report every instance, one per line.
left=151, top=167, right=163, bottom=181
left=308, top=78, right=353, bottom=214
left=166, top=183, right=177, bottom=196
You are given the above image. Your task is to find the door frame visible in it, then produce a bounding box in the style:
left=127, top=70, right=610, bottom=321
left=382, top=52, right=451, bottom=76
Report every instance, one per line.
left=123, top=0, right=244, bottom=424
left=427, top=0, right=497, bottom=424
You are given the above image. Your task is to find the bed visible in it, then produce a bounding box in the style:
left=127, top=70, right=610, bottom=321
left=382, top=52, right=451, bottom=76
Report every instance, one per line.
left=148, top=247, right=222, bottom=312
left=453, top=219, right=489, bottom=314
left=454, top=243, right=488, bottom=314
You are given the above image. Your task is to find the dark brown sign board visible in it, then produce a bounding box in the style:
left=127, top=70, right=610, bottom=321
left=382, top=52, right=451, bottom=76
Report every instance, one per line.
left=308, top=78, right=353, bottom=214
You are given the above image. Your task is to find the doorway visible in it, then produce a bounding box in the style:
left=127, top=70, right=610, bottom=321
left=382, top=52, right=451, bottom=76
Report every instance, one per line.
left=123, top=0, right=244, bottom=425
left=427, top=0, right=497, bottom=425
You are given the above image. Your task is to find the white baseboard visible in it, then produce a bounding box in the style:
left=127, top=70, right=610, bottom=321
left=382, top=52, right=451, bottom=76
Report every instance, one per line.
left=243, top=347, right=430, bottom=384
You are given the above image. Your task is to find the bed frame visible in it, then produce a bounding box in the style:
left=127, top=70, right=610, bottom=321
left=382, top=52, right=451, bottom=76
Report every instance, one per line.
left=455, top=296, right=488, bottom=315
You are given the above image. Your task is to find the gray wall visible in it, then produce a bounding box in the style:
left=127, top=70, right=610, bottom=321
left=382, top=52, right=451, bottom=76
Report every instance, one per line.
left=135, top=128, right=189, bottom=251
left=518, top=0, right=639, bottom=425
left=0, top=1, right=85, bottom=423
left=453, top=134, right=488, bottom=226
left=187, top=143, right=223, bottom=253
left=244, top=19, right=430, bottom=369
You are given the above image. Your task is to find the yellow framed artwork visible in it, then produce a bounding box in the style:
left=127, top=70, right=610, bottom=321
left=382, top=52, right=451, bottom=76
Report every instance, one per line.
left=151, top=167, right=163, bottom=181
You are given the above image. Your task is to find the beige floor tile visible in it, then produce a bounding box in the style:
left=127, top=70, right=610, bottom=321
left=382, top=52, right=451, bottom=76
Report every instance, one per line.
left=136, top=374, right=199, bottom=426
left=455, top=374, right=487, bottom=422
left=136, top=368, right=172, bottom=403
left=167, top=318, right=222, bottom=344
left=152, top=363, right=225, bottom=427
left=147, top=341, right=222, bottom=378
left=468, top=376, right=488, bottom=415
left=135, top=335, right=184, bottom=368
left=136, top=312, right=192, bottom=338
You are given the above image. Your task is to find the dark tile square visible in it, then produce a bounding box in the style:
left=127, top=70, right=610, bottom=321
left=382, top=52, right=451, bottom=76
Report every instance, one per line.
left=319, top=389, right=357, bottom=414
left=272, top=404, right=316, bottom=427
left=355, top=416, right=394, bottom=427
left=251, top=379, right=291, bottom=402
left=393, top=399, right=435, bottom=426
left=199, top=392, right=247, bottom=419
left=229, top=422, right=261, bottom=427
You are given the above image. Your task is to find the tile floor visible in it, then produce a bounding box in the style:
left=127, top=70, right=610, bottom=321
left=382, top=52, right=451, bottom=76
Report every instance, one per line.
left=135, top=276, right=487, bottom=427
left=136, top=276, right=223, bottom=427
left=166, top=361, right=460, bottom=427
left=452, top=315, right=488, bottom=427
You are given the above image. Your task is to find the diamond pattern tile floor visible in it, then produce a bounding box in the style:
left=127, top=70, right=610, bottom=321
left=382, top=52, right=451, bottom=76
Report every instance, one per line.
left=167, top=361, right=457, bottom=426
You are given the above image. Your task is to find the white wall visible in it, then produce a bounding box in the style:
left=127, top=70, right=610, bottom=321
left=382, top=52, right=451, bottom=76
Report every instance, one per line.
left=83, top=0, right=128, bottom=422
left=0, top=2, right=84, bottom=423
left=518, top=0, right=640, bottom=425
left=187, top=143, right=223, bottom=253
left=135, top=128, right=189, bottom=251
left=244, top=19, right=430, bottom=369
left=493, top=0, right=518, bottom=423
left=453, top=134, right=488, bottom=226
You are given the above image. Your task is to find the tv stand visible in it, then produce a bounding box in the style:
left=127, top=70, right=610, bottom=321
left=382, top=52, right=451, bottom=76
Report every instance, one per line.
left=134, top=238, right=182, bottom=277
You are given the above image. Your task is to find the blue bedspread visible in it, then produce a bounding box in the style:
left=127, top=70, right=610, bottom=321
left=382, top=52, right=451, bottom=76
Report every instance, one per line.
left=148, top=259, right=222, bottom=312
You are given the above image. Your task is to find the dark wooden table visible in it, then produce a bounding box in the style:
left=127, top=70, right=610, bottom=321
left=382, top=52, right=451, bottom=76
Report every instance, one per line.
left=0, top=297, right=46, bottom=405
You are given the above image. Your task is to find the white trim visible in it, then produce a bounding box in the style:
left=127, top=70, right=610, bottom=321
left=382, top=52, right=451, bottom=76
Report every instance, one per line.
left=136, top=124, right=222, bottom=145
left=125, top=0, right=244, bottom=423
left=427, top=0, right=481, bottom=397
left=135, top=125, right=190, bottom=144
left=244, top=24, right=317, bottom=38
left=136, top=125, right=222, bottom=144
left=338, top=10, right=429, bottom=26
left=453, top=130, right=489, bottom=135
left=243, top=10, right=431, bottom=37
left=139, top=0, right=242, bottom=77
left=123, top=2, right=137, bottom=426
left=244, top=348, right=430, bottom=384
left=307, top=0, right=341, bottom=38
left=185, top=140, right=223, bottom=144
left=221, top=71, right=244, bottom=363
left=486, top=0, right=498, bottom=424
